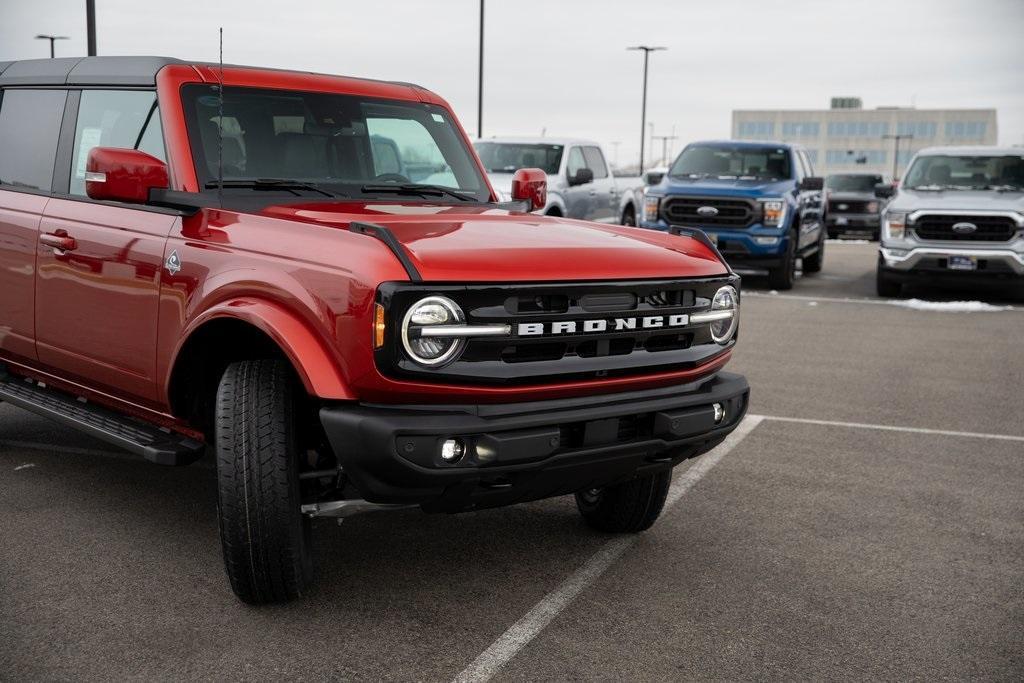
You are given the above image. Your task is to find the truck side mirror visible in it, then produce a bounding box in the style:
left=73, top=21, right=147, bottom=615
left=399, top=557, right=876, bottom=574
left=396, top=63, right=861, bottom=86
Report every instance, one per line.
left=568, top=167, right=594, bottom=187
left=874, top=183, right=896, bottom=198
left=510, top=168, right=547, bottom=212
left=798, top=176, right=824, bottom=191
left=85, top=147, right=169, bottom=204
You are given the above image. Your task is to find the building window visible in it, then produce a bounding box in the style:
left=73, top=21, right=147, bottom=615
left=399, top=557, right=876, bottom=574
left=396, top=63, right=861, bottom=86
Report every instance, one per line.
left=826, top=149, right=886, bottom=165
left=826, top=121, right=890, bottom=137
left=896, top=121, right=937, bottom=138
left=737, top=121, right=774, bottom=138
left=781, top=122, right=820, bottom=137
left=945, top=121, right=987, bottom=139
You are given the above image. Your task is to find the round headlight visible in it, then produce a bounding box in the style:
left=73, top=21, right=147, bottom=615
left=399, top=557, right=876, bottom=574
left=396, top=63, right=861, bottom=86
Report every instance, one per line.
left=401, top=296, right=466, bottom=366
left=709, top=285, right=739, bottom=344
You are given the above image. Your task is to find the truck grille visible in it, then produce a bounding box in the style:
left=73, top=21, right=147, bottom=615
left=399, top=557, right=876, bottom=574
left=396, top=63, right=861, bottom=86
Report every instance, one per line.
left=828, top=199, right=872, bottom=214
left=661, top=197, right=756, bottom=228
left=377, top=278, right=738, bottom=386
left=912, top=214, right=1019, bottom=242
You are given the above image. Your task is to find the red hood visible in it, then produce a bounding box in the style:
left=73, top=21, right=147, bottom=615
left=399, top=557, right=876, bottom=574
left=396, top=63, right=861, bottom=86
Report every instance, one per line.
left=260, top=202, right=728, bottom=282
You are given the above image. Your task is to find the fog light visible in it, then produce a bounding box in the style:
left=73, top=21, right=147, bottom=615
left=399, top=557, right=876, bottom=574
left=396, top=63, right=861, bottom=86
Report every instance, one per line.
left=713, top=403, right=725, bottom=424
left=440, top=438, right=465, bottom=463
left=754, top=236, right=780, bottom=245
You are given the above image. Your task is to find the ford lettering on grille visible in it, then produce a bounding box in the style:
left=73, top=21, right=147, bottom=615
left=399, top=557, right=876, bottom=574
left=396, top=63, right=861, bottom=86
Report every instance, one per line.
left=518, top=314, right=690, bottom=336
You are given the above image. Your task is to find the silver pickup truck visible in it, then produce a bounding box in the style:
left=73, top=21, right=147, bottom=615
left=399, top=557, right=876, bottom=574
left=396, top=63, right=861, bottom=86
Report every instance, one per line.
left=474, top=137, right=644, bottom=225
left=876, top=146, right=1024, bottom=296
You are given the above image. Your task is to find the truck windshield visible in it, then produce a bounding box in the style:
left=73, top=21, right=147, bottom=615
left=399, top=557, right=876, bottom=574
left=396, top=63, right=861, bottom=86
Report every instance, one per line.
left=903, top=154, right=1024, bottom=190
left=669, top=145, right=792, bottom=181
left=473, top=142, right=563, bottom=175
left=181, top=84, right=490, bottom=202
left=826, top=174, right=883, bottom=192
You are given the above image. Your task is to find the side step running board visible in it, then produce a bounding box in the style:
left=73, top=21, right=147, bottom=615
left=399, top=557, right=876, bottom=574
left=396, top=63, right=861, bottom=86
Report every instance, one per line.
left=0, top=369, right=204, bottom=466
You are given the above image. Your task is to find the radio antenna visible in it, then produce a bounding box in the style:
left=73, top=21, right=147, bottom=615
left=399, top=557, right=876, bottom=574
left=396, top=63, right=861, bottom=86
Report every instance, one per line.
left=217, top=27, right=224, bottom=208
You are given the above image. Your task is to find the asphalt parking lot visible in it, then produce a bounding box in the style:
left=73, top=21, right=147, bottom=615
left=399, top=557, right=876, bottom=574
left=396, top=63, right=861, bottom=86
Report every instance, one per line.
left=2, top=241, right=1022, bottom=681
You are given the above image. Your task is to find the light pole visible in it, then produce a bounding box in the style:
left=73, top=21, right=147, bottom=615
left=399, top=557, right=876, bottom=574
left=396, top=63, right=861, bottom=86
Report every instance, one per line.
left=652, top=134, right=677, bottom=167
left=883, top=133, right=913, bottom=179
left=627, top=45, right=666, bottom=173
left=86, top=0, right=97, bottom=56
left=475, top=0, right=483, bottom=139
left=35, top=34, right=69, bottom=58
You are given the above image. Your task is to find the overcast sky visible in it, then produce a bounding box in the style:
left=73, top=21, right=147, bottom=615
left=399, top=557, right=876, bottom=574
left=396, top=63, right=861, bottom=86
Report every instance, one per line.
left=2, top=0, right=1022, bottom=166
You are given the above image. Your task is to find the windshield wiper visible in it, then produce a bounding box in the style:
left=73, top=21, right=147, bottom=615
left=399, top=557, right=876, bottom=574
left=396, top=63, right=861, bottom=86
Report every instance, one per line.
left=360, top=183, right=475, bottom=202
left=204, top=179, right=340, bottom=198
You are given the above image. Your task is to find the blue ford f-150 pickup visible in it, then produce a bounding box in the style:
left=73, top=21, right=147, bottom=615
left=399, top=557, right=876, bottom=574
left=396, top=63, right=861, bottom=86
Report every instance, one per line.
left=640, top=140, right=827, bottom=289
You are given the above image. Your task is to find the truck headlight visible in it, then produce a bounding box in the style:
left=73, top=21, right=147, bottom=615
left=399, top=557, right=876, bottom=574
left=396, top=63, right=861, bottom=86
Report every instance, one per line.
left=644, top=195, right=661, bottom=222
left=759, top=199, right=787, bottom=227
left=401, top=296, right=466, bottom=366
left=690, top=285, right=739, bottom=344
left=884, top=212, right=907, bottom=239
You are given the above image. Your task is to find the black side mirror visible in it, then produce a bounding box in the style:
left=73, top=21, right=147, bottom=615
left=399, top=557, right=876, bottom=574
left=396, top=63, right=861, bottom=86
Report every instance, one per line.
left=569, top=167, right=594, bottom=186
left=799, top=176, right=824, bottom=191
left=874, top=183, right=896, bottom=198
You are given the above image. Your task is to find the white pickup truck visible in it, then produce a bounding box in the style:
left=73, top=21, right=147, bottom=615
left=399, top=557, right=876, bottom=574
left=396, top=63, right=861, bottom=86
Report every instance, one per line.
left=474, top=137, right=645, bottom=225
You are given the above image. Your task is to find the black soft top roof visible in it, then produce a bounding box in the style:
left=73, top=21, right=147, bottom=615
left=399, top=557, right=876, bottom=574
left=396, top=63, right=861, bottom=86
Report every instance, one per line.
left=0, top=56, right=186, bottom=87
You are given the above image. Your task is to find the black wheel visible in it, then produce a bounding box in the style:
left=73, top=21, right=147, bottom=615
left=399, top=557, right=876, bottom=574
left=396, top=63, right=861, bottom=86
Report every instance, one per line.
left=215, top=359, right=313, bottom=604
left=876, top=258, right=902, bottom=297
left=575, top=470, right=672, bottom=533
left=621, top=205, right=636, bottom=226
left=768, top=233, right=797, bottom=290
left=546, top=207, right=562, bottom=217
left=802, top=236, right=825, bottom=274
left=827, top=230, right=838, bottom=240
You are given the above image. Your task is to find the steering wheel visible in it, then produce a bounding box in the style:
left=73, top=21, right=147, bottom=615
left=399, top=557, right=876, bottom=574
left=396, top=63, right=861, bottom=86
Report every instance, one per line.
left=373, top=173, right=411, bottom=184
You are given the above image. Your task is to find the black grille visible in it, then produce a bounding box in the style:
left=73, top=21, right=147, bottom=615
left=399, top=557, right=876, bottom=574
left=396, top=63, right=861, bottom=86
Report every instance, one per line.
left=377, top=278, right=738, bottom=386
left=913, top=214, right=1019, bottom=242
left=661, top=196, right=756, bottom=228
left=828, top=199, right=873, bottom=214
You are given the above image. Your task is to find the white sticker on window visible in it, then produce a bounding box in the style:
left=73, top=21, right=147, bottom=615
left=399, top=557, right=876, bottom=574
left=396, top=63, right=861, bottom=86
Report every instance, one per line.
left=75, top=128, right=104, bottom=178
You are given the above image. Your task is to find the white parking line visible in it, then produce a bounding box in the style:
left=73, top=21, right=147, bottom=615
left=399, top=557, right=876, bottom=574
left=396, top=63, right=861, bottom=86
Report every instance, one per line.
left=452, top=414, right=766, bottom=683
left=745, top=290, right=1020, bottom=311
left=762, top=415, right=1024, bottom=442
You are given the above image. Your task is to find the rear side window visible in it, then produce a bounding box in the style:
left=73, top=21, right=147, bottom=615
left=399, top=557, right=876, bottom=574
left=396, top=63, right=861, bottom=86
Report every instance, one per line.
left=0, top=89, right=67, bottom=191
left=70, top=90, right=165, bottom=196
left=582, top=146, right=608, bottom=178
left=567, top=147, right=586, bottom=177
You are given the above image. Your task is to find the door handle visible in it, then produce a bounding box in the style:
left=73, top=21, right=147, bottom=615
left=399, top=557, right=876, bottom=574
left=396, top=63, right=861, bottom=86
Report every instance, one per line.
left=40, top=232, right=78, bottom=252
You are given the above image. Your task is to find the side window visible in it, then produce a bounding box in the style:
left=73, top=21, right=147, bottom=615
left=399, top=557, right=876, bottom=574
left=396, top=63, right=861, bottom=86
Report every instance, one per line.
left=582, top=146, right=609, bottom=179
left=0, top=88, right=67, bottom=191
left=792, top=150, right=807, bottom=180
left=567, top=147, right=586, bottom=178
left=70, top=90, right=165, bottom=197
left=800, top=150, right=815, bottom=176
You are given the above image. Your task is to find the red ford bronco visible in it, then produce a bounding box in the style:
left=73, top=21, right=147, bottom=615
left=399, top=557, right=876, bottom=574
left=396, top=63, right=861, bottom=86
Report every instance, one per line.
left=0, top=57, right=748, bottom=604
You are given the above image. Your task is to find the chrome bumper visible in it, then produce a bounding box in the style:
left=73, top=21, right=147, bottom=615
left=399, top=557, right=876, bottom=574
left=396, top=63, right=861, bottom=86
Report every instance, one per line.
left=880, top=245, right=1024, bottom=274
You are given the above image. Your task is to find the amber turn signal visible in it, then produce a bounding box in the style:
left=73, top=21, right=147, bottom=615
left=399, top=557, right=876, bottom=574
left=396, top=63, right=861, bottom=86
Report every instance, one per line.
left=374, top=303, right=386, bottom=348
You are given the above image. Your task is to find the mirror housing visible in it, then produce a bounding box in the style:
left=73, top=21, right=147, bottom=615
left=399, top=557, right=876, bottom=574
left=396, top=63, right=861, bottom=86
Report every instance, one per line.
left=85, top=147, right=169, bottom=204
left=874, top=182, right=896, bottom=199
left=644, top=169, right=666, bottom=186
left=798, top=176, right=824, bottom=191
left=510, top=168, right=547, bottom=212
left=568, top=167, right=594, bottom=187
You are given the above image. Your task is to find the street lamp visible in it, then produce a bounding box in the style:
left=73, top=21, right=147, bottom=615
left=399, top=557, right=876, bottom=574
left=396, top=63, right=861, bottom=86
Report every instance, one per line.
left=627, top=46, right=666, bottom=173
left=35, top=34, right=69, bottom=58
left=477, top=0, right=484, bottom=138
left=883, top=133, right=914, bottom=180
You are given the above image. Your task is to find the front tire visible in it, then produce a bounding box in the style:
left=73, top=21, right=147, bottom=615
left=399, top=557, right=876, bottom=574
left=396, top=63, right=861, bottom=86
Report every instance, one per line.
left=215, top=359, right=313, bottom=604
left=876, top=264, right=902, bottom=297
left=621, top=205, right=636, bottom=226
left=575, top=470, right=672, bottom=533
left=802, top=238, right=825, bottom=274
left=767, top=233, right=797, bottom=290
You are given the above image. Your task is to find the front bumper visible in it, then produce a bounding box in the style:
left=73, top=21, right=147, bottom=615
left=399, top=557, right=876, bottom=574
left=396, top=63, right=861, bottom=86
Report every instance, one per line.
left=827, top=214, right=880, bottom=233
left=880, top=245, right=1024, bottom=276
left=639, top=219, right=789, bottom=269
left=321, top=372, right=749, bottom=513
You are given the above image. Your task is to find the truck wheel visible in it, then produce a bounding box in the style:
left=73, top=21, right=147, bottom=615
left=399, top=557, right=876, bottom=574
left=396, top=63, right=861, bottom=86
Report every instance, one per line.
left=621, top=205, right=636, bottom=226
left=575, top=470, right=672, bottom=533
left=876, top=261, right=902, bottom=298
left=767, top=234, right=796, bottom=290
left=215, top=359, right=313, bottom=604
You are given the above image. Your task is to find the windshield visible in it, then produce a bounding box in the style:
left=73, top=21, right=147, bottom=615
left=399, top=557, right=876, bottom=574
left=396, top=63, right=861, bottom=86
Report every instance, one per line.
left=903, top=154, right=1024, bottom=190
left=473, top=142, right=563, bottom=175
left=181, top=84, right=490, bottom=202
left=826, top=174, right=883, bottom=192
left=669, top=145, right=792, bottom=181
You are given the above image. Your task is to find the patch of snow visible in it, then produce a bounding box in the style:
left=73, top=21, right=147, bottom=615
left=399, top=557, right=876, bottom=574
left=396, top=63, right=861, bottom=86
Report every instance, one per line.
left=887, top=298, right=1014, bottom=313
left=807, top=301, right=818, bottom=306
left=826, top=239, right=872, bottom=244
left=14, top=463, right=36, bottom=471
left=768, top=290, right=779, bottom=295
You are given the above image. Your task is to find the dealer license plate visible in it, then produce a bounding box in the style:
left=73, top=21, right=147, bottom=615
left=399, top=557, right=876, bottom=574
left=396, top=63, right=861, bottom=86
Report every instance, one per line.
left=835, top=216, right=848, bottom=226
left=948, top=255, right=977, bottom=271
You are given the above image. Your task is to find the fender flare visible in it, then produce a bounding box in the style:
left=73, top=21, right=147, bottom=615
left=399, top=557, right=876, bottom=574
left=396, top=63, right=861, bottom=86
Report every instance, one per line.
left=167, top=297, right=355, bottom=401
left=544, top=192, right=567, bottom=216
